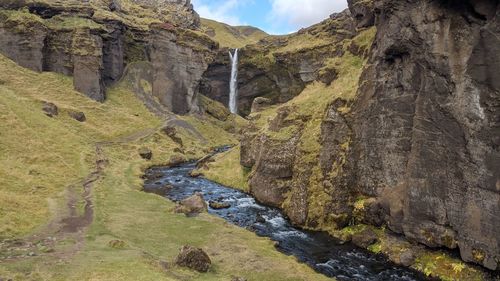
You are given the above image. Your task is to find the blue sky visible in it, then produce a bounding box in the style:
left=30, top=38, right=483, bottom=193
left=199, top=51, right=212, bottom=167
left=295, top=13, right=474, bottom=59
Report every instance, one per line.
left=191, top=0, right=348, bottom=35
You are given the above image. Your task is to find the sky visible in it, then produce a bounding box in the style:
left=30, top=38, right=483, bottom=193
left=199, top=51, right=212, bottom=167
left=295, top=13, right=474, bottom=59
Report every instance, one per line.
left=191, top=0, right=348, bottom=35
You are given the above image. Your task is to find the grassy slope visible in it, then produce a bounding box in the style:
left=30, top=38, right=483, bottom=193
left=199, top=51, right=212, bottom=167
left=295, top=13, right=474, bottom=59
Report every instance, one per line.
left=200, top=18, right=268, bottom=48
left=0, top=54, right=331, bottom=281
left=198, top=146, right=250, bottom=192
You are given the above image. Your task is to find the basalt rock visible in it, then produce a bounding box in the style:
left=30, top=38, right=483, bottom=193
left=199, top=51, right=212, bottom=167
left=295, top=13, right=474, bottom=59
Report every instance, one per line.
left=0, top=1, right=205, bottom=111
left=150, top=26, right=216, bottom=114
left=42, top=102, right=58, bottom=117
left=175, top=245, right=211, bottom=273
left=348, top=0, right=500, bottom=270
left=347, top=0, right=375, bottom=29
left=68, top=110, right=86, bottom=122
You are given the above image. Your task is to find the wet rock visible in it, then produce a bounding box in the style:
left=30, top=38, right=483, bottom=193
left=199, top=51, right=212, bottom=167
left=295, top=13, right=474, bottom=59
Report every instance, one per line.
left=255, top=214, right=266, bottom=224
left=189, top=170, right=203, bottom=178
left=352, top=228, right=378, bottom=248
left=68, top=111, right=86, bottom=122
left=251, top=97, right=271, bottom=113
left=175, top=245, right=211, bottom=272
left=175, top=193, right=207, bottom=214
left=138, top=147, right=152, bottom=160
left=42, top=102, right=58, bottom=117
left=399, top=250, right=416, bottom=267
left=208, top=201, right=230, bottom=209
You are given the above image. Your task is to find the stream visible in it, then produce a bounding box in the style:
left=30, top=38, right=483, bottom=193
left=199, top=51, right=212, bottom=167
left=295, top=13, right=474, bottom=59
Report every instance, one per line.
left=143, top=160, right=430, bottom=281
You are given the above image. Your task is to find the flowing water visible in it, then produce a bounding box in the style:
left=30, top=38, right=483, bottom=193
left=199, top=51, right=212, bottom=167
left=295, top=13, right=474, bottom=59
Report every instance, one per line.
left=143, top=159, right=431, bottom=281
left=229, top=49, right=239, bottom=114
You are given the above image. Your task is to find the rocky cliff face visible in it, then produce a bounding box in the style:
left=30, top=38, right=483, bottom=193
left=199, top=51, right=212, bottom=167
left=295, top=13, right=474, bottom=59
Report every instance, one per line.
left=348, top=0, right=500, bottom=270
left=200, top=11, right=356, bottom=116
left=238, top=0, right=500, bottom=271
left=0, top=0, right=209, bottom=110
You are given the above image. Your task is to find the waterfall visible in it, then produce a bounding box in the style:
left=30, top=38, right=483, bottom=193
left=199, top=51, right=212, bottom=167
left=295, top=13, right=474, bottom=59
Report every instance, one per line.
left=229, top=49, right=239, bottom=114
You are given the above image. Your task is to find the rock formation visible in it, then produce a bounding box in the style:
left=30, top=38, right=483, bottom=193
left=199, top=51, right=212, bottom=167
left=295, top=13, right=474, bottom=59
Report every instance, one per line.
left=349, top=0, right=500, bottom=270
left=239, top=0, right=500, bottom=271
left=0, top=0, right=209, bottom=110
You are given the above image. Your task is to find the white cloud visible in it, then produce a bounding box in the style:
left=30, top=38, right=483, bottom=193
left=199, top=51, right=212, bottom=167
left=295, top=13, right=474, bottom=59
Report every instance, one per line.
left=192, top=0, right=247, bottom=26
left=268, top=0, right=348, bottom=30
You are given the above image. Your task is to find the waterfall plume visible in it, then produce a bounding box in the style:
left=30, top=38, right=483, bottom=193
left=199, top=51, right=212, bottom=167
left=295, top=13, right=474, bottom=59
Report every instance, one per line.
left=229, top=49, right=239, bottom=114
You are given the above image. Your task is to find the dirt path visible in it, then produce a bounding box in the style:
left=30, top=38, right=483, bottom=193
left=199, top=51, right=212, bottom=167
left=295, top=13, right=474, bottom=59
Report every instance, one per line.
left=0, top=127, right=158, bottom=262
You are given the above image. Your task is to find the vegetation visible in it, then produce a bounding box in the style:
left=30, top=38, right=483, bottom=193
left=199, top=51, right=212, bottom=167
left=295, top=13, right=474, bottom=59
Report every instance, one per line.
left=0, top=53, right=332, bottom=280
left=199, top=146, right=251, bottom=192
left=200, top=18, right=268, bottom=48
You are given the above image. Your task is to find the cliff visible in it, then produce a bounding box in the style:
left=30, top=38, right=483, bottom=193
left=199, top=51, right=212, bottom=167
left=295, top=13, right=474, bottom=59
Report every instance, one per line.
left=0, top=0, right=213, bottom=113
left=205, top=0, right=499, bottom=275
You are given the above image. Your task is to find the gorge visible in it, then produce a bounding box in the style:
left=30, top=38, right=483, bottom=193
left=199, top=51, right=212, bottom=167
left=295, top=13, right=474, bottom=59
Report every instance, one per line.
left=0, top=0, right=498, bottom=280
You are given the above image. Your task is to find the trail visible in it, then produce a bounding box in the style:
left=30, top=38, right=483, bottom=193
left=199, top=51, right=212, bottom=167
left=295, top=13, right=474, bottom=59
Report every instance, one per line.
left=0, top=127, right=160, bottom=262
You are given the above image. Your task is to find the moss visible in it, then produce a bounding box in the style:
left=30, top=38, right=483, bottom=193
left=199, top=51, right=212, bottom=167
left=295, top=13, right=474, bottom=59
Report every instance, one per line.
left=0, top=8, right=45, bottom=33
left=368, top=243, right=382, bottom=254
left=45, top=15, right=103, bottom=31
left=472, top=249, right=485, bottom=263
left=414, top=252, right=485, bottom=281
left=71, top=28, right=102, bottom=57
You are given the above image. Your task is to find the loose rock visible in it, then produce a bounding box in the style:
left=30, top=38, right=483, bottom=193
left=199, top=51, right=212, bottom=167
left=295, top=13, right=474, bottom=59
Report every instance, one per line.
left=138, top=147, right=153, bottom=160
left=399, top=250, right=416, bottom=267
left=175, top=245, right=211, bottom=272
left=209, top=201, right=230, bottom=209
left=174, top=193, right=207, bottom=214
left=42, top=102, right=58, bottom=117
left=68, top=111, right=86, bottom=122
left=352, top=228, right=378, bottom=248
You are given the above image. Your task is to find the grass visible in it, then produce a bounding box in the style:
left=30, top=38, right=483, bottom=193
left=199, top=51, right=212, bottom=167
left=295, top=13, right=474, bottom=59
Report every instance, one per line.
left=200, top=146, right=251, bottom=192
left=0, top=53, right=333, bottom=280
left=200, top=18, right=268, bottom=48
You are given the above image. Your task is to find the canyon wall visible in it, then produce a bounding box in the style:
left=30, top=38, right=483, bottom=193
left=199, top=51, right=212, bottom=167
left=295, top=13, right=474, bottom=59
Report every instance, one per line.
left=0, top=0, right=209, bottom=112
left=240, top=0, right=500, bottom=271
left=349, top=0, right=500, bottom=270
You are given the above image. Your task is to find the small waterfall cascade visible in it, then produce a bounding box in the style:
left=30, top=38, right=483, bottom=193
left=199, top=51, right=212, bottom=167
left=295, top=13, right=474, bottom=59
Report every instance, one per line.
left=229, top=49, right=239, bottom=114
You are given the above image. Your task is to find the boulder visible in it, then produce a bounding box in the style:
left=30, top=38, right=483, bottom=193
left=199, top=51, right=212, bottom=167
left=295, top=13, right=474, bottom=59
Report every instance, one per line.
left=42, top=102, right=58, bottom=117
left=175, top=245, right=211, bottom=272
left=68, top=111, right=86, bottom=122
left=399, top=250, right=416, bottom=267
left=138, top=147, right=152, bottom=160
left=174, top=193, right=207, bottom=214
left=208, top=201, right=230, bottom=209
left=168, top=154, right=186, bottom=166
left=352, top=228, right=378, bottom=248
left=250, top=97, right=271, bottom=113
left=108, top=240, right=126, bottom=249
